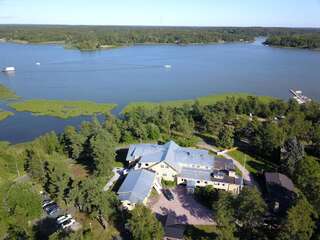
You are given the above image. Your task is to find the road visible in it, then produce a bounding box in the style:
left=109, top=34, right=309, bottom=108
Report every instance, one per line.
left=103, top=168, right=123, bottom=192
left=197, top=142, right=255, bottom=186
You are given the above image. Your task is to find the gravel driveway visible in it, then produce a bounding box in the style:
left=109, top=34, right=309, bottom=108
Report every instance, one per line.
left=148, top=185, right=215, bottom=225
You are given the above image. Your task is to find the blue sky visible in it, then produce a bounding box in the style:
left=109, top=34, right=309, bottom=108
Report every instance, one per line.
left=0, top=0, right=319, bottom=27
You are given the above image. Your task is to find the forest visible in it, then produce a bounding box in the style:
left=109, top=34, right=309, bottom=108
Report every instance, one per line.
left=264, top=34, right=320, bottom=49
left=0, top=25, right=320, bottom=50
left=0, top=95, right=320, bottom=239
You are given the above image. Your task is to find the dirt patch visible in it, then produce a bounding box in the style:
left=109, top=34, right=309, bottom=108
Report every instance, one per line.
left=69, top=163, right=89, bottom=180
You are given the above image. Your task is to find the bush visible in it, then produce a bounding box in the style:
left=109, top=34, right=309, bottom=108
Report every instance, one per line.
left=194, top=186, right=219, bottom=209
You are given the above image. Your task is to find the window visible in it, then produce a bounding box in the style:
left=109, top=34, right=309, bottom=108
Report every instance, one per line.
left=204, top=181, right=208, bottom=184
left=163, top=173, right=167, bottom=177
left=197, top=180, right=200, bottom=184
left=161, top=165, right=164, bottom=168
left=145, top=163, right=149, bottom=167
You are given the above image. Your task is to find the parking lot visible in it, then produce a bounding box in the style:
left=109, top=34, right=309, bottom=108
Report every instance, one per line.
left=148, top=185, right=215, bottom=225
left=41, top=194, right=81, bottom=233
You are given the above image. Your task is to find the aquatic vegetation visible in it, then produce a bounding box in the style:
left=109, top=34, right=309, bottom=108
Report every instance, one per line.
left=122, top=93, right=275, bottom=113
left=0, top=84, right=19, bottom=100
left=0, top=111, right=14, bottom=121
left=10, top=100, right=117, bottom=119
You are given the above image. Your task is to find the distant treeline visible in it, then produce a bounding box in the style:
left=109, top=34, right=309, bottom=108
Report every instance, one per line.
left=264, top=34, right=320, bottom=49
left=0, top=25, right=319, bottom=50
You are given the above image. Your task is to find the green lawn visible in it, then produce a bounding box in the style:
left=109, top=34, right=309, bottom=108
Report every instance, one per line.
left=10, top=100, right=117, bottom=119
left=228, top=149, right=275, bottom=174
left=184, top=225, right=217, bottom=240
left=122, top=92, right=277, bottom=113
left=0, top=143, right=25, bottom=184
left=0, top=84, right=19, bottom=100
left=0, top=111, right=14, bottom=121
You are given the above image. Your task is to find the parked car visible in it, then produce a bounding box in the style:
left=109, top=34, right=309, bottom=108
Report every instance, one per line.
left=162, top=189, right=174, bottom=201
left=60, top=218, right=75, bottom=229
left=44, top=202, right=57, bottom=212
left=57, top=214, right=72, bottom=224
left=42, top=200, right=54, bottom=208
left=45, top=203, right=59, bottom=215
left=48, top=207, right=59, bottom=216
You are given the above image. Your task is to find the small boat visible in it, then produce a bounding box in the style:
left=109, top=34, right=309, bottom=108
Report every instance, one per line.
left=164, top=64, right=172, bottom=69
left=2, top=66, right=16, bottom=72
left=36, top=62, right=41, bottom=66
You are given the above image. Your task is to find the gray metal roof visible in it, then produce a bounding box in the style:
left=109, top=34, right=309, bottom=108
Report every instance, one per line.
left=117, top=169, right=156, bottom=203
left=214, top=158, right=235, bottom=171
left=126, top=143, right=163, bottom=162
left=180, top=167, right=212, bottom=181
left=126, top=141, right=214, bottom=172
left=265, top=172, right=294, bottom=192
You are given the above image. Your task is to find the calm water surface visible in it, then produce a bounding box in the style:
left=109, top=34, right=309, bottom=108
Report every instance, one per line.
left=1, top=39, right=320, bottom=143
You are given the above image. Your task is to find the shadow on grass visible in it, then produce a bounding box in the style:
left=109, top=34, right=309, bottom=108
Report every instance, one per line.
left=194, top=132, right=218, bottom=146
left=184, top=225, right=217, bottom=240
left=234, top=140, right=276, bottom=173
left=32, top=217, right=58, bottom=240
left=115, top=148, right=129, bottom=168
left=111, top=175, right=126, bottom=192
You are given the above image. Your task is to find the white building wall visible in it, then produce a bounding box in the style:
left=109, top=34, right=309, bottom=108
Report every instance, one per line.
left=149, top=162, right=177, bottom=182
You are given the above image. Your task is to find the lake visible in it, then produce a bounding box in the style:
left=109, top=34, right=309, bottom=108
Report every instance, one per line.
left=1, top=38, right=320, bottom=143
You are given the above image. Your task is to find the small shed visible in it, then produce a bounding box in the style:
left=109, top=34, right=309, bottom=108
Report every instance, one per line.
left=264, top=172, right=296, bottom=213
left=164, top=213, right=186, bottom=240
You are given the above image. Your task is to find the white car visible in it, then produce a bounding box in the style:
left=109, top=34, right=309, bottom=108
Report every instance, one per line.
left=61, top=218, right=75, bottom=229
left=57, top=214, right=72, bottom=224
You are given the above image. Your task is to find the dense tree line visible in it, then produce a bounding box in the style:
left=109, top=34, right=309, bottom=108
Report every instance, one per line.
left=265, top=34, right=320, bottom=49
left=209, top=187, right=317, bottom=240
left=1, top=25, right=320, bottom=50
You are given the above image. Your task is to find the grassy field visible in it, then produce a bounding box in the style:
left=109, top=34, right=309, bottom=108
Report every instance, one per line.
left=0, top=143, right=25, bottom=184
left=10, top=100, right=117, bottom=119
left=0, top=84, right=19, bottom=100
left=122, top=92, right=276, bottom=113
left=0, top=111, right=14, bottom=121
left=228, top=149, right=275, bottom=174
left=184, top=225, right=217, bottom=239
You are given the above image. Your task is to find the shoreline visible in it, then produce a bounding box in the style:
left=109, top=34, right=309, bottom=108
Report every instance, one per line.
left=0, top=38, right=254, bottom=51
left=263, top=43, right=320, bottom=51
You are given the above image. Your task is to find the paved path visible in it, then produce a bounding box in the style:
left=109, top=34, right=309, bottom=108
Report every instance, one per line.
left=149, top=186, right=215, bottom=226
left=103, top=168, right=123, bottom=192
left=197, top=142, right=255, bottom=186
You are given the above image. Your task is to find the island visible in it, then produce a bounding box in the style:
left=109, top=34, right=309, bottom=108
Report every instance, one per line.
left=264, top=34, right=320, bottom=49
left=0, top=110, right=13, bottom=121
left=9, top=100, right=117, bottom=119
left=0, top=84, right=19, bottom=100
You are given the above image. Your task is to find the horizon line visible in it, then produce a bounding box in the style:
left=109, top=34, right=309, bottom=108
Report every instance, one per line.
left=0, top=23, right=319, bottom=29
